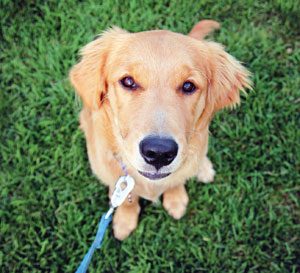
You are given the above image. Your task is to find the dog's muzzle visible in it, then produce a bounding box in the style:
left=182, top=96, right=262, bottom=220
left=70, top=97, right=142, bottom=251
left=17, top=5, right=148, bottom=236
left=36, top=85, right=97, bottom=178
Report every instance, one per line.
left=138, top=135, right=178, bottom=180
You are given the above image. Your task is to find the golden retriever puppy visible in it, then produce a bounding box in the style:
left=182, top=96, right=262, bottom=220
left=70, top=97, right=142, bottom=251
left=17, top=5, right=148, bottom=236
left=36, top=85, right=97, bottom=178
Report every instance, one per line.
left=70, top=20, right=251, bottom=240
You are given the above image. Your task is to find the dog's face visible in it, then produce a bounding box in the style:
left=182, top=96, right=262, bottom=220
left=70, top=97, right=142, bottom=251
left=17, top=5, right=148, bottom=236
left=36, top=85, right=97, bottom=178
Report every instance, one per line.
left=70, top=23, right=251, bottom=181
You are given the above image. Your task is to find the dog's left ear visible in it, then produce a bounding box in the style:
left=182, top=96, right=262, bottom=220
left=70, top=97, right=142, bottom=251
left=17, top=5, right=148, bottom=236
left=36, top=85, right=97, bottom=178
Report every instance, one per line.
left=197, top=41, right=252, bottom=128
left=189, top=20, right=251, bottom=112
left=204, top=41, right=252, bottom=112
left=189, top=20, right=251, bottom=119
left=193, top=40, right=251, bottom=128
left=193, top=41, right=252, bottom=128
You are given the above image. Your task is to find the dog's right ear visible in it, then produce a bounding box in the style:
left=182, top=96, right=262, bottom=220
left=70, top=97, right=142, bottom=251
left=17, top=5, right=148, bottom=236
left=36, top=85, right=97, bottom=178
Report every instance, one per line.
left=69, top=27, right=126, bottom=109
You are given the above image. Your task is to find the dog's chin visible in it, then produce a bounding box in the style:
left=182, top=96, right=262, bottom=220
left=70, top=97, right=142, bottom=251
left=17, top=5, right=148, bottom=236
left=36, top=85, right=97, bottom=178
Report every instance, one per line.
left=138, top=171, right=171, bottom=180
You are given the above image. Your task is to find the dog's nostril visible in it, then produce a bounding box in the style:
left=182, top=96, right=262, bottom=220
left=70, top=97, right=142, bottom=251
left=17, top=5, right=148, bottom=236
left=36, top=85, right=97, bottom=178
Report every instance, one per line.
left=166, top=152, right=176, bottom=159
left=139, top=136, right=178, bottom=170
left=145, top=150, right=157, bottom=159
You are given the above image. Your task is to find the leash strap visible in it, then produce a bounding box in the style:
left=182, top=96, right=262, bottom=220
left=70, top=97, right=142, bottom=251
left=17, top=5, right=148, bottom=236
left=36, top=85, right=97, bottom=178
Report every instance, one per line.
left=75, top=213, right=112, bottom=273
left=75, top=174, right=135, bottom=273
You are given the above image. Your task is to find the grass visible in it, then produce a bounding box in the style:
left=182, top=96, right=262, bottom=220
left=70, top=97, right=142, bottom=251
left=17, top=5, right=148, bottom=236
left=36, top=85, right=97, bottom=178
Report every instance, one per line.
left=1, top=0, right=299, bottom=272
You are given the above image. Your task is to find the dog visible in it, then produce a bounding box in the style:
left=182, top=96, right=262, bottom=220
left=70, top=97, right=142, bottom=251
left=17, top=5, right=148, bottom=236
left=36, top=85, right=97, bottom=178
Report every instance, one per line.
left=70, top=20, right=251, bottom=240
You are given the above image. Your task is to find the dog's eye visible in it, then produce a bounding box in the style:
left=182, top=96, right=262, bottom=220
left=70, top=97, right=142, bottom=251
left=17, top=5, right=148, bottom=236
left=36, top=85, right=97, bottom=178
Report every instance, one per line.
left=181, top=81, right=196, bottom=94
left=120, top=76, right=138, bottom=90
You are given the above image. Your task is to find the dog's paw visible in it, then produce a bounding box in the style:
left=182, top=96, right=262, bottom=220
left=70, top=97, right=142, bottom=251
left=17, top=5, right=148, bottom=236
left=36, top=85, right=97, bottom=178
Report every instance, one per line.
left=113, top=205, right=140, bottom=240
left=197, top=167, right=215, bottom=183
left=197, top=157, right=215, bottom=183
left=163, top=186, right=189, bottom=220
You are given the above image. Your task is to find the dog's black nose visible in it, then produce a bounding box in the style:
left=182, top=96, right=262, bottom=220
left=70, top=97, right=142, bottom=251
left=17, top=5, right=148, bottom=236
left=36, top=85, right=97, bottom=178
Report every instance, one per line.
left=139, top=136, right=178, bottom=170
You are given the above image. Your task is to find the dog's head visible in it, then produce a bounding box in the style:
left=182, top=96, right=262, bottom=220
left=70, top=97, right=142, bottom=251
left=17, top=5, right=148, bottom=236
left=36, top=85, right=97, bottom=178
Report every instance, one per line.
left=70, top=21, right=251, bottom=181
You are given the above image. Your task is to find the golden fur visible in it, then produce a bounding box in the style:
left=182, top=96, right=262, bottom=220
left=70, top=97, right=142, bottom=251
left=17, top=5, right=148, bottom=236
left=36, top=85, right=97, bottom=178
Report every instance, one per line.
left=70, top=20, right=251, bottom=240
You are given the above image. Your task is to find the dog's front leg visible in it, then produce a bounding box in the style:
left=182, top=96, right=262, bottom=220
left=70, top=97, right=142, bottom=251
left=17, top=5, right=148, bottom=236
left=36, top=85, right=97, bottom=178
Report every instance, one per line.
left=112, top=192, right=140, bottom=240
left=197, top=156, right=215, bottom=183
left=163, top=184, right=189, bottom=219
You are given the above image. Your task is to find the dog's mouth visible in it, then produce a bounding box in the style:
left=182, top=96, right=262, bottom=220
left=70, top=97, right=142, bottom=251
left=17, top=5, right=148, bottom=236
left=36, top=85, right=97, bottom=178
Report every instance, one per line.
left=138, top=171, right=171, bottom=180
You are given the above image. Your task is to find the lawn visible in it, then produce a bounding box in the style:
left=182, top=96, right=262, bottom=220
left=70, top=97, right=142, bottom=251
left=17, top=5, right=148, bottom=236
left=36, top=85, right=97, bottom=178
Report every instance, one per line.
left=1, top=1, right=299, bottom=272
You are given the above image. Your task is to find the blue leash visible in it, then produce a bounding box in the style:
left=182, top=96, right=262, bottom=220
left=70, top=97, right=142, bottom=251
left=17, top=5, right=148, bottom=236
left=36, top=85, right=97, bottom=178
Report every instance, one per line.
left=75, top=213, right=112, bottom=273
left=75, top=173, right=135, bottom=273
left=75, top=174, right=135, bottom=273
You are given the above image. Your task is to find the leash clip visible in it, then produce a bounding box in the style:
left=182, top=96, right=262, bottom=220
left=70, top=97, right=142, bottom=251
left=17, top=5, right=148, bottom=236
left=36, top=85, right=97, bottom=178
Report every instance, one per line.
left=105, top=175, right=135, bottom=219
